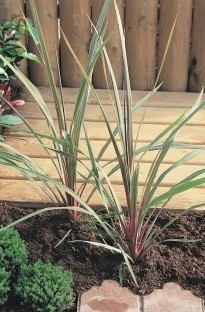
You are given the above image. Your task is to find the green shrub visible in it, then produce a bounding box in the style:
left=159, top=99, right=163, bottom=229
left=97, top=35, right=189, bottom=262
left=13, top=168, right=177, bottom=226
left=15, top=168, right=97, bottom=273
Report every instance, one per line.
left=15, top=260, right=74, bottom=312
left=0, top=267, right=10, bottom=306
left=0, top=226, right=28, bottom=272
left=0, top=18, right=39, bottom=82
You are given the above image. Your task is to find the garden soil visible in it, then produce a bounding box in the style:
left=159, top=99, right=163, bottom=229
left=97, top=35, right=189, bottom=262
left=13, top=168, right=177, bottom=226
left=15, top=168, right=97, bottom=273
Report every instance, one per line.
left=0, top=202, right=204, bottom=311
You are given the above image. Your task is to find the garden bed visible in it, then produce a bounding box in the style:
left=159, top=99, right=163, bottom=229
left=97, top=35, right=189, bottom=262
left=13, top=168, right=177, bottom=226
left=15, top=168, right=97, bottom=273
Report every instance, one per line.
left=0, top=202, right=204, bottom=311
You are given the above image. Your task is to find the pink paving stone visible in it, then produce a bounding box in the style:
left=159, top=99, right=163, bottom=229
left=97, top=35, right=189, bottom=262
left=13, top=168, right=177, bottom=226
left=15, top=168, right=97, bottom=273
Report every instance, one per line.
left=143, top=282, right=204, bottom=312
left=78, top=281, right=204, bottom=312
left=78, top=280, right=140, bottom=312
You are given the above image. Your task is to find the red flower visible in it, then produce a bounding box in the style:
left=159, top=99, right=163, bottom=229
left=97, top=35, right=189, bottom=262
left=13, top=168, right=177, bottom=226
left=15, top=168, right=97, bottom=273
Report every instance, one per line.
left=0, top=82, right=25, bottom=109
left=0, top=82, right=11, bottom=101
left=10, top=100, right=25, bottom=108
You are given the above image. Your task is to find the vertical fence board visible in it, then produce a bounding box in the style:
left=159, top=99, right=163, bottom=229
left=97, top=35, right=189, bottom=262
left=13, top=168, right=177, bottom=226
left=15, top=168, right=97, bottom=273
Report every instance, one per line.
left=189, top=1, right=205, bottom=92
left=1, top=0, right=202, bottom=91
left=0, top=0, right=27, bottom=83
left=0, top=0, right=23, bottom=18
left=0, top=0, right=25, bottom=25
left=92, top=0, right=124, bottom=89
left=26, top=0, right=58, bottom=86
left=59, top=0, right=91, bottom=87
left=158, top=0, right=192, bottom=91
left=125, top=0, right=158, bottom=91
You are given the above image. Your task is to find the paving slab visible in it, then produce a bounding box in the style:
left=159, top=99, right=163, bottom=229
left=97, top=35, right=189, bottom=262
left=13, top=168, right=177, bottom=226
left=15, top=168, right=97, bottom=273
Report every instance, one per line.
left=78, top=280, right=204, bottom=312
left=78, top=280, right=140, bottom=312
left=142, top=282, right=204, bottom=312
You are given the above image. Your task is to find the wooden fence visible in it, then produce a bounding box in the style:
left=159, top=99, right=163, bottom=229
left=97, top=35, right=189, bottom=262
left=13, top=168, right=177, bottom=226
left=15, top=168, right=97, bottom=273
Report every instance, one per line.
left=0, top=0, right=205, bottom=92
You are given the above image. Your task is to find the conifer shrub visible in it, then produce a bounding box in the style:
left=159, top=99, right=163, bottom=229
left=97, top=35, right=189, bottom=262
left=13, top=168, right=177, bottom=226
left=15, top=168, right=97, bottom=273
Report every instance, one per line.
left=0, top=267, right=10, bottom=306
left=0, top=226, right=28, bottom=273
left=15, top=260, right=74, bottom=312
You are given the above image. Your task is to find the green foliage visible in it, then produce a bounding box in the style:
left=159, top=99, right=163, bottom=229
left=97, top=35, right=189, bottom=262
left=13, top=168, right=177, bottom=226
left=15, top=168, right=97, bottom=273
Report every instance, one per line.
left=0, top=114, right=23, bottom=125
left=82, top=3, right=205, bottom=268
left=81, top=2, right=205, bottom=267
left=0, top=267, right=10, bottom=306
left=0, top=0, right=112, bottom=220
left=15, top=260, right=74, bottom=312
left=0, top=226, right=28, bottom=272
left=0, top=17, right=39, bottom=82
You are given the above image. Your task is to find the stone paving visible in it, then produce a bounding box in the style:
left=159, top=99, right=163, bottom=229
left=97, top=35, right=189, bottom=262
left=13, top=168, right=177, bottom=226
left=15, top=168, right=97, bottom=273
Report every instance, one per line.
left=78, top=280, right=204, bottom=312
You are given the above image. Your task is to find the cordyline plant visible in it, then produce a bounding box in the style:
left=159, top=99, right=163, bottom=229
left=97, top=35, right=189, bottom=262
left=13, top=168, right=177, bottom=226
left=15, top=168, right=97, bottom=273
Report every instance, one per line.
left=79, top=1, right=205, bottom=262
left=1, top=0, right=205, bottom=284
left=0, top=0, right=115, bottom=219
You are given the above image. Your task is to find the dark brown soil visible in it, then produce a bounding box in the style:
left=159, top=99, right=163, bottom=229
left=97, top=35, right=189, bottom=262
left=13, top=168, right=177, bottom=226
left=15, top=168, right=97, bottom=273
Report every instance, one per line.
left=0, top=202, right=204, bottom=311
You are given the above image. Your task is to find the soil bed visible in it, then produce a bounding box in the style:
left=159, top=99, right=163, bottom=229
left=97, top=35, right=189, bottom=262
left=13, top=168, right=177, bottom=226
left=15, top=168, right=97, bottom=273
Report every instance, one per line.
left=0, top=202, right=204, bottom=311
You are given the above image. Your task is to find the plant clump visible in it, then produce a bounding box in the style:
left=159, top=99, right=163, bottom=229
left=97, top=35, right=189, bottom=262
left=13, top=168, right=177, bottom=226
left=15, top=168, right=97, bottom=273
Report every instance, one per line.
left=0, top=225, right=28, bottom=273
left=0, top=267, right=10, bottom=306
left=15, top=260, right=74, bottom=312
left=0, top=17, right=39, bottom=129
left=0, top=18, right=39, bottom=82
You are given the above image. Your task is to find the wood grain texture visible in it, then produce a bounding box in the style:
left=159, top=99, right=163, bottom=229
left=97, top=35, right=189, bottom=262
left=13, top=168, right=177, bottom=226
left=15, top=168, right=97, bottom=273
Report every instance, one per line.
left=21, top=88, right=205, bottom=108
left=0, top=180, right=205, bottom=210
left=26, top=0, right=59, bottom=86
left=188, top=0, right=205, bottom=91
left=1, top=88, right=205, bottom=210
left=59, top=0, right=91, bottom=87
left=1, top=158, right=205, bottom=189
left=125, top=0, right=158, bottom=90
left=92, top=0, right=124, bottom=89
left=17, top=102, right=205, bottom=126
left=7, top=119, right=205, bottom=145
left=0, top=0, right=23, bottom=19
left=1, top=1, right=202, bottom=90
left=5, top=137, right=205, bottom=166
left=158, top=0, right=193, bottom=91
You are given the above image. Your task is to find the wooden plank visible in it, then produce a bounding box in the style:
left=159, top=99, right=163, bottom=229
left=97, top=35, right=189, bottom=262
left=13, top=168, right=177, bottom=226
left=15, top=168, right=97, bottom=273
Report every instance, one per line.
left=8, top=120, right=205, bottom=145
left=92, top=0, right=124, bottom=89
left=2, top=87, right=205, bottom=210
left=158, top=0, right=193, bottom=91
left=21, top=88, right=204, bottom=108
left=125, top=0, right=158, bottom=90
left=1, top=157, right=205, bottom=189
left=0, top=179, right=205, bottom=210
left=188, top=0, right=205, bottom=92
left=26, top=0, right=59, bottom=86
left=0, top=0, right=24, bottom=19
left=4, top=137, right=205, bottom=166
left=18, top=102, right=205, bottom=126
left=59, top=0, right=91, bottom=87
left=0, top=0, right=27, bottom=81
